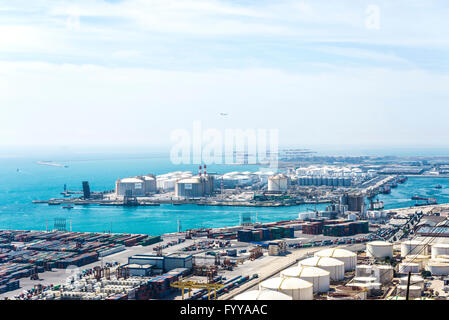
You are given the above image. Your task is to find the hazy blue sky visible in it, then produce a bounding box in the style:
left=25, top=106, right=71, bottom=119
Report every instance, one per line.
left=1, top=0, right=449, bottom=149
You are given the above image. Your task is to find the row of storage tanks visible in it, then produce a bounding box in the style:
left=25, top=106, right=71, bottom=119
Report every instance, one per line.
left=233, top=248, right=358, bottom=300
left=366, top=240, right=449, bottom=276
left=234, top=240, right=449, bottom=300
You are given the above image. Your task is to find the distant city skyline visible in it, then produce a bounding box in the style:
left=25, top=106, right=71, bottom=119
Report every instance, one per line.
left=1, top=0, right=449, bottom=148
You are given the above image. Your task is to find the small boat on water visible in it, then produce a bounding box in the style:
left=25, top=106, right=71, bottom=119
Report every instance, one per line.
left=48, top=201, right=63, bottom=205
left=62, top=204, right=74, bottom=209
left=435, top=184, right=443, bottom=189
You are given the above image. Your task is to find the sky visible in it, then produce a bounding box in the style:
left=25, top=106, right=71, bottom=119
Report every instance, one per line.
left=1, top=0, right=449, bottom=151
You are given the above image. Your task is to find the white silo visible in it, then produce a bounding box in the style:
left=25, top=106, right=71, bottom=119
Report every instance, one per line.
left=426, top=262, right=449, bottom=276
left=431, top=243, right=449, bottom=259
left=401, top=240, right=427, bottom=257
left=233, top=290, right=292, bottom=300
left=366, top=241, right=393, bottom=259
left=398, top=263, right=420, bottom=274
left=314, top=248, right=357, bottom=271
left=281, top=266, right=330, bottom=293
left=259, top=277, right=313, bottom=300
left=299, top=257, right=345, bottom=281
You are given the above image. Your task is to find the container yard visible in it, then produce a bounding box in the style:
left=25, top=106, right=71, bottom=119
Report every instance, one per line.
left=2, top=202, right=449, bottom=300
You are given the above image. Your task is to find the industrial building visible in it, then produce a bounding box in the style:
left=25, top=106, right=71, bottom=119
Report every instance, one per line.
left=175, top=166, right=214, bottom=198
left=267, top=174, right=289, bottom=192
left=127, top=253, right=193, bottom=274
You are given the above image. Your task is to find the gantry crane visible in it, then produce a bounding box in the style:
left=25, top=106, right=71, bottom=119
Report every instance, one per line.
left=171, top=280, right=224, bottom=300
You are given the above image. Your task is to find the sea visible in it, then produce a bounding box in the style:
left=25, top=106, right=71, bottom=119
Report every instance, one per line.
left=1, top=149, right=449, bottom=236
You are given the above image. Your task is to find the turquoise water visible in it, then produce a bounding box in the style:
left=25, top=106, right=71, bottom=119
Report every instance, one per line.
left=1, top=154, right=448, bottom=235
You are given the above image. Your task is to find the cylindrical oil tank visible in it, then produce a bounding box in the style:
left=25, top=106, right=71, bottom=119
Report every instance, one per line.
left=431, top=243, right=449, bottom=259
left=259, top=277, right=313, bottom=300
left=327, top=292, right=360, bottom=300
left=397, top=285, right=421, bottom=298
left=335, top=285, right=367, bottom=300
left=281, top=266, right=330, bottom=293
left=374, top=265, right=394, bottom=285
left=299, top=257, right=345, bottom=281
left=401, top=240, right=427, bottom=257
left=403, top=255, right=430, bottom=270
left=399, top=275, right=425, bottom=290
left=233, top=290, right=292, bottom=300
left=398, top=262, right=420, bottom=274
left=314, top=248, right=357, bottom=271
left=355, top=265, right=373, bottom=277
left=366, top=241, right=393, bottom=259
left=426, top=262, right=449, bottom=276
left=353, top=276, right=377, bottom=284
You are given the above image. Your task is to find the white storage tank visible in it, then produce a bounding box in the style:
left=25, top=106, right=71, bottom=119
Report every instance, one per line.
left=259, top=277, right=313, bottom=300
left=403, top=254, right=430, bottom=270
left=233, top=290, right=292, bottom=300
left=353, top=276, right=377, bottom=284
left=374, top=265, right=394, bottom=285
left=431, top=243, right=449, bottom=259
left=315, top=248, right=357, bottom=271
left=366, top=241, right=393, bottom=259
left=426, top=262, right=449, bottom=276
left=268, top=174, right=289, bottom=192
left=299, top=257, right=345, bottom=281
left=399, top=275, right=425, bottom=290
left=401, top=240, right=427, bottom=257
left=398, top=262, right=420, bottom=274
left=356, top=265, right=373, bottom=277
left=281, top=266, right=330, bottom=293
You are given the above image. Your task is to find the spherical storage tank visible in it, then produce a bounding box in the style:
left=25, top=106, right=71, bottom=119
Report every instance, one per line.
left=259, top=277, right=313, bottom=300
left=298, top=257, right=345, bottom=281
left=431, top=243, right=449, bottom=259
left=233, top=290, right=292, bottom=300
left=281, top=265, right=330, bottom=293
left=401, top=240, right=427, bottom=257
left=314, top=248, right=357, bottom=271
left=366, top=241, right=393, bottom=259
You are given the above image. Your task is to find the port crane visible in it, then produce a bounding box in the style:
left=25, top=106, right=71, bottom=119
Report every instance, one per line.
left=171, top=280, right=224, bottom=300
